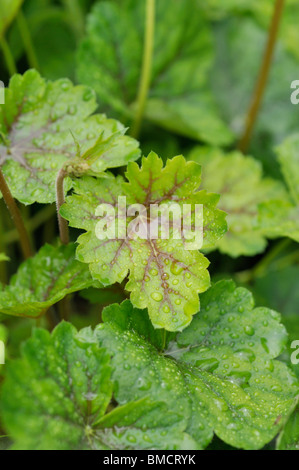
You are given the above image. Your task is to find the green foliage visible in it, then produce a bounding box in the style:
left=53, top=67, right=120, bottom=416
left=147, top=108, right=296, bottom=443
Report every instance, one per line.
left=61, top=152, right=227, bottom=331
left=188, top=147, right=288, bottom=257
left=0, top=244, right=98, bottom=318
left=1, top=322, right=198, bottom=450
left=0, top=70, right=140, bottom=204
left=76, top=0, right=233, bottom=145
left=211, top=17, right=299, bottom=156
left=276, top=399, right=299, bottom=450
left=0, top=0, right=298, bottom=452
left=259, top=135, right=299, bottom=243
left=93, top=281, right=298, bottom=449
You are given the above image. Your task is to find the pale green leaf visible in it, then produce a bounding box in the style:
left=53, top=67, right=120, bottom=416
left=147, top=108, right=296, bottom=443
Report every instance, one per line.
left=61, top=152, right=227, bottom=331
left=188, top=146, right=288, bottom=257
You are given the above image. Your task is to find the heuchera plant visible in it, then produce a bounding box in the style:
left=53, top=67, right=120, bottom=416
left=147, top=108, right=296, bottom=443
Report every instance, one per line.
left=0, top=0, right=299, bottom=452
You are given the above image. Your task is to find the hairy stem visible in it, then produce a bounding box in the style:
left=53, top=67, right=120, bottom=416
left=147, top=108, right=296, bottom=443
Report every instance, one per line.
left=131, top=0, right=155, bottom=139
left=0, top=168, right=32, bottom=259
left=0, top=37, right=17, bottom=75
left=238, top=0, right=285, bottom=153
left=16, top=10, right=40, bottom=71
left=56, top=168, right=69, bottom=245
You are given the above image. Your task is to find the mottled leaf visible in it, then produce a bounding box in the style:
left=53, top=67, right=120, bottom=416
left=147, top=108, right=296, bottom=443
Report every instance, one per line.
left=0, top=244, right=98, bottom=318
left=61, top=152, right=227, bottom=331
left=188, top=146, right=288, bottom=257
left=94, top=281, right=298, bottom=449
left=1, top=322, right=198, bottom=450
left=76, top=0, right=233, bottom=145
left=0, top=70, right=140, bottom=204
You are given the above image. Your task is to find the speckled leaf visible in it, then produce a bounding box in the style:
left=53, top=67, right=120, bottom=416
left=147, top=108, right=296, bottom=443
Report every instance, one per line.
left=61, top=152, right=227, bottom=331
left=0, top=0, right=23, bottom=39
left=0, top=322, right=198, bottom=450
left=0, top=244, right=98, bottom=318
left=76, top=0, right=233, bottom=145
left=188, top=147, right=288, bottom=257
left=0, top=70, right=140, bottom=204
left=94, top=281, right=298, bottom=450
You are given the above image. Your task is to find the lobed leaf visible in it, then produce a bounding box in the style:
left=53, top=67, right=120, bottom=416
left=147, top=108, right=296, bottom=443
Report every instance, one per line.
left=0, top=243, right=98, bottom=318
left=0, top=70, right=140, bottom=204
left=93, top=280, right=298, bottom=450
left=76, top=0, right=233, bottom=145
left=61, top=152, right=227, bottom=331
left=188, top=147, right=288, bottom=257
left=1, top=322, right=198, bottom=450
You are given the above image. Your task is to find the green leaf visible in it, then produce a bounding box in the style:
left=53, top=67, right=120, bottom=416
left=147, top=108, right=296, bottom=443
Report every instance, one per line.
left=188, top=147, right=288, bottom=257
left=1, top=322, right=198, bottom=450
left=0, top=0, right=23, bottom=39
left=276, top=398, right=299, bottom=450
left=61, top=152, right=227, bottom=331
left=0, top=70, right=140, bottom=204
left=94, top=281, right=298, bottom=449
left=276, top=134, right=299, bottom=205
left=258, top=135, right=299, bottom=243
left=0, top=243, right=98, bottom=318
left=76, top=0, right=233, bottom=145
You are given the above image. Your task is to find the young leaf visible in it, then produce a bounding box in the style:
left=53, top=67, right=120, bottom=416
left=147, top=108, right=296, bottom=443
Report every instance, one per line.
left=94, top=281, right=298, bottom=450
left=0, top=70, right=140, bottom=204
left=188, top=147, right=288, bottom=257
left=1, top=322, right=198, bottom=450
left=0, top=243, right=98, bottom=318
left=60, top=152, right=227, bottom=331
left=259, top=134, right=299, bottom=243
left=76, top=0, right=233, bottom=145
left=0, top=0, right=23, bottom=39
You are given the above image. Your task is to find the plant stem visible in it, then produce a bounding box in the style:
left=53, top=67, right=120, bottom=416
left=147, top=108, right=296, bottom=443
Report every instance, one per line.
left=16, top=10, right=40, bottom=71
left=0, top=37, right=17, bottom=75
left=238, top=0, right=285, bottom=153
left=56, top=168, right=69, bottom=245
left=62, top=0, right=85, bottom=40
left=0, top=168, right=32, bottom=259
left=131, top=0, right=155, bottom=139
